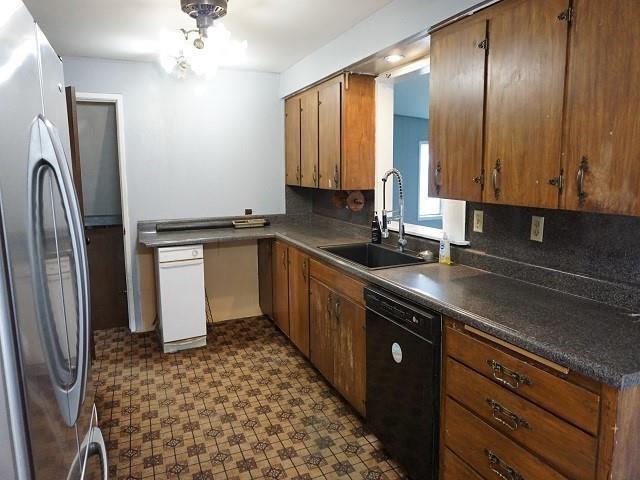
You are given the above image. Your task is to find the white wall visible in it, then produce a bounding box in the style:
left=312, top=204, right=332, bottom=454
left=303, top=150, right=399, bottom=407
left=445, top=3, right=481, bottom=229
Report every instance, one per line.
left=279, top=0, right=479, bottom=97
left=63, top=57, right=285, bottom=330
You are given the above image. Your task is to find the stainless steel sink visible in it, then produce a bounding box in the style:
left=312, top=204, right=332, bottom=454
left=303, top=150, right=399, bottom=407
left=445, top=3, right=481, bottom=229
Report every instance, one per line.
left=320, top=243, right=430, bottom=270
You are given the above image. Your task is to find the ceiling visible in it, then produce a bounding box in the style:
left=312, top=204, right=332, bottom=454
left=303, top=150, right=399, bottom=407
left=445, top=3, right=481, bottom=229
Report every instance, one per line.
left=24, top=0, right=394, bottom=73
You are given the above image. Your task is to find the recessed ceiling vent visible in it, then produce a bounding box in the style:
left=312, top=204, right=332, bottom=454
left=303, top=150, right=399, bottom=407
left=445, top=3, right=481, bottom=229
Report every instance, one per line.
left=180, top=0, right=228, bottom=36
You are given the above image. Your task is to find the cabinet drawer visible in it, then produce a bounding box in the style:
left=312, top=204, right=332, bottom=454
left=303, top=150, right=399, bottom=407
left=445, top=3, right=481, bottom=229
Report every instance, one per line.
left=445, top=397, right=567, bottom=480
left=446, top=357, right=597, bottom=479
left=442, top=448, right=484, bottom=480
left=309, top=258, right=364, bottom=306
left=446, top=326, right=600, bottom=434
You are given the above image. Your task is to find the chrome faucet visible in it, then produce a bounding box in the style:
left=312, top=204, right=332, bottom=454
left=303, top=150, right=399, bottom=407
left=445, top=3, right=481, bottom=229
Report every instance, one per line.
left=380, top=168, right=407, bottom=252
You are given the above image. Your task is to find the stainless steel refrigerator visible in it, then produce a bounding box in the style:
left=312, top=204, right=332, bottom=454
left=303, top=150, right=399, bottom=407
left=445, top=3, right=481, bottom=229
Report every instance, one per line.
left=0, top=2, right=107, bottom=478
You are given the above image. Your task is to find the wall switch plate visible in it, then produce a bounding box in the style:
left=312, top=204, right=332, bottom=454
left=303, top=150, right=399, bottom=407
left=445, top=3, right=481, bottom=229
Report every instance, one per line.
left=473, top=210, right=484, bottom=233
left=530, top=216, right=544, bottom=242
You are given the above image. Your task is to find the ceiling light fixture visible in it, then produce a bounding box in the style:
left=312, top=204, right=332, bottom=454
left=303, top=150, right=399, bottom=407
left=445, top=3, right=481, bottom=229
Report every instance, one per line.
left=159, top=0, right=247, bottom=78
left=384, top=54, right=405, bottom=63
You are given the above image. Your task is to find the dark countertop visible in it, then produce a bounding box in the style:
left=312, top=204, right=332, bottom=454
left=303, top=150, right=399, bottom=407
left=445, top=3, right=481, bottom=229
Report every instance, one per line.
left=139, top=216, right=640, bottom=388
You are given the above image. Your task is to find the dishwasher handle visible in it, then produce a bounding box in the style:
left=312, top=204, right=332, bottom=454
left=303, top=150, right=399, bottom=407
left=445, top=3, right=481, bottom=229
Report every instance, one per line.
left=158, top=258, right=203, bottom=269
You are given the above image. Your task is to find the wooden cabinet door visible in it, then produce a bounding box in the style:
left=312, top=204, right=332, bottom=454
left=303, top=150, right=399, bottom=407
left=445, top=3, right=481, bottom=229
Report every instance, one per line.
left=333, top=294, right=366, bottom=416
left=309, top=279, right=334, bottom=383
left=271, top=241, right=290, bottom=336
left=300, top=91, right=319, bottom=188
left=285, top=97, right=301, bottom=186
left=483, top=0, right=569, bottom=208
left=288, top=247, right=310, bottom=357
left=429, top=19, right=487, bottom=202
left=318, top=80, right=342, bottom=190
left=257, top=239, right=273, bottom=319
left=562, top=0, right=640, bottom=216
left=342, top=75, right=375, bottom=190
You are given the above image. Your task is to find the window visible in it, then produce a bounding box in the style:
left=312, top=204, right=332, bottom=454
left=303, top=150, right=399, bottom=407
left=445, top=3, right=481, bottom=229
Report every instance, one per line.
left=418, top=141, right=441, bottom=218
left=375, top=58, right=468, bottom=245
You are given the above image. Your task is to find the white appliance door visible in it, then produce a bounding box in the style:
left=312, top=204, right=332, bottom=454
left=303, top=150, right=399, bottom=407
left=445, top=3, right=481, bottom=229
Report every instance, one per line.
left=158, top=259, right=206, bottom=343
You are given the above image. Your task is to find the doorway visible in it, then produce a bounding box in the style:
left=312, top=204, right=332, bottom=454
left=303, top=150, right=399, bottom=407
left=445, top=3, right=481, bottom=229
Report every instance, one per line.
left=66, top=89, right=133, bottom=331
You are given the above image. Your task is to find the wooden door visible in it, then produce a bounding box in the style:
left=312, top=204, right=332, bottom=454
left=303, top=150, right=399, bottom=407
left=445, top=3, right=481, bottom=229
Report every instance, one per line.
left=309, top=279, right=334, bottom=383
left=271, top=241, right=290, bottom=336
left=300, top=91, right=319, bottom=188
left=333, top=293, right=366, bottom=416
left=483, top=0, right=569, bottom=208
left=285, top=97, right=301, bottom=186
left=429, top=19, right=487, bottom=202
left=562, top=0, right=640, bottom=216
left=288, top=247, right=310, bottom=357
left=257, top=239, right=273, bottom=319
left=318, top=80, right=342, bottom=190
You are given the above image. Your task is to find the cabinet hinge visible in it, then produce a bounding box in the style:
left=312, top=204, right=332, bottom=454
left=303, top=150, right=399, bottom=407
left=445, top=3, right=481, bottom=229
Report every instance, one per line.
left=478, top=38, right=489, bottom=50
left=557, top=6, right=573, bottom=23
left=473, top=173, right=484, bottom=187
left=548, top=169, right=564, bottom=191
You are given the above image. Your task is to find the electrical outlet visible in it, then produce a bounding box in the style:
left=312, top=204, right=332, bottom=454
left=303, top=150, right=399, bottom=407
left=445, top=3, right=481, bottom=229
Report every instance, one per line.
left=473, top=210, right=484, bottom=233
left=530, top=216, right=544, bottom=242
left=245, top=208, right=253, bottom=215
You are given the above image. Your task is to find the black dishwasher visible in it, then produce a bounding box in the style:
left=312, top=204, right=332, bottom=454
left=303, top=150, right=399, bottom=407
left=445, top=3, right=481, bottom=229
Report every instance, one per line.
left=365, top=286, right=441, bottom=480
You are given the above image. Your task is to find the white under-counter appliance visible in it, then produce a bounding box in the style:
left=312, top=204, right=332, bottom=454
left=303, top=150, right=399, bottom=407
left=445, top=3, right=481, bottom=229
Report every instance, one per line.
left=155, top=244, right=207, bottom=353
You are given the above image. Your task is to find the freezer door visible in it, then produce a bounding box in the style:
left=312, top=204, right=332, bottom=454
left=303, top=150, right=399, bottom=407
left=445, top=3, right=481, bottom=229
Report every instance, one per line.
left=0, top=195, right=30, bottom=480
left=0, top=3, right=80, bottom=479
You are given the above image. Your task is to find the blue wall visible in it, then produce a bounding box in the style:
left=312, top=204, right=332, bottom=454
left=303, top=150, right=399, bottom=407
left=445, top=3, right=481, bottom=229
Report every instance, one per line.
left=392, top=115, right=442, bottom=229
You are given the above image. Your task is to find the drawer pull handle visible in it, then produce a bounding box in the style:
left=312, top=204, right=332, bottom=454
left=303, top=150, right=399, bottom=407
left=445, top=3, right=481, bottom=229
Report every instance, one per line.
left=486, top=399, right=530, bottom=431
left=487, top=360, right=531, bottom=390
left=485, top=449, right=524, bottom=480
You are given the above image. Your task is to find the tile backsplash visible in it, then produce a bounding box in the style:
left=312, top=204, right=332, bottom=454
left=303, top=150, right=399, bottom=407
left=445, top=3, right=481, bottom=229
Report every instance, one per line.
left=285, top=186, right=640, bottom=311
left=285, top=186, right=374, bottom=226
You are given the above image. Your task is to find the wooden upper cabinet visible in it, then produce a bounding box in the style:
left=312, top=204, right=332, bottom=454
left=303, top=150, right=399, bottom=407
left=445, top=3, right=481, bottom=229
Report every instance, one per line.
left=300, top=90, right=319, bottom=188
left=341, top=74, right=376, bottom=191
left=272, top=241, right=290, bottom=336
left=562, top=0, right=640, bottom=216
left=288, top=247, right=310, bottom=357
left=284, top=73, right=375, bottom=191
left=285, top=97, right=301, bottom=186
left=318, top=79, right=342, bottom=190
left=483, top=0, right=570, bottom=208
left=429, top=19, right=487, bottom=202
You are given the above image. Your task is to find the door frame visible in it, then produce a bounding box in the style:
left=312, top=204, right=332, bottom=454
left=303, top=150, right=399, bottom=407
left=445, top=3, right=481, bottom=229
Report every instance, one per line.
left=75, top=92, right=135, bottom=331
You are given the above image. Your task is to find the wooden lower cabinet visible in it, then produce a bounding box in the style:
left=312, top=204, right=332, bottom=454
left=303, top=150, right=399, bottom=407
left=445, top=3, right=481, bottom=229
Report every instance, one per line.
left=271, top=240, right=289, bottom=336
left=441, top=318, right=640, bottom=480
left=309, top=260, right=366, bottom=416
left=288, top=246, right=310, bottom=357
left=441, top=448, right=483, bottom=480
left=332, top=292, right=366, bottom=415
left=261, top=241, right=366, bottom=416
left=309, top=278, right=335, bottom=383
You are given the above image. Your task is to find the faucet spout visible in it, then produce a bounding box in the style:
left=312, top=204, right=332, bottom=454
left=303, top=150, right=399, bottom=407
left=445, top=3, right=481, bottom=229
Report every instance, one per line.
left=381, top=168, right=407, bottom=252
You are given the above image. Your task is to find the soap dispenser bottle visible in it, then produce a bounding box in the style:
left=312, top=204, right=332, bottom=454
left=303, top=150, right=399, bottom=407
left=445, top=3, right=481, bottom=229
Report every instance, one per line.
left=371, top=212, right=382, bottom=244
left=439, top=232, right=452, bottom=265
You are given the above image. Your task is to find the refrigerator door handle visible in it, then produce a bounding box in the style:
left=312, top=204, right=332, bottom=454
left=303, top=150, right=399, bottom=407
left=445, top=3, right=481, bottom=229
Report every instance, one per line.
left=70, top=405, right=108, bottom=480
left=27, top=115, right=90, bottom=427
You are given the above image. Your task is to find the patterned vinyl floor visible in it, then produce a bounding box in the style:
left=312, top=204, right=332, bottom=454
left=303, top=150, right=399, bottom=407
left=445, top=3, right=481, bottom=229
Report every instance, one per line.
left=92, top=317, right=407, bottom=480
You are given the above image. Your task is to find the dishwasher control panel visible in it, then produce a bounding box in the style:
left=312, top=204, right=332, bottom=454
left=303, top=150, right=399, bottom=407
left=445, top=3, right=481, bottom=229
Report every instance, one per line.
left=364, top=287, right=441, bottom=342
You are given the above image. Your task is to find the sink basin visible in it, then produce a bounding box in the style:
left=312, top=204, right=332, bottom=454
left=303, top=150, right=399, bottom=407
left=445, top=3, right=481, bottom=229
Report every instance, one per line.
left=320, top=243, right=429, bottom=270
